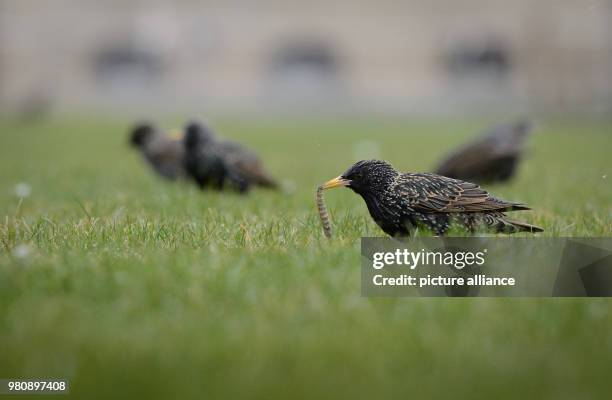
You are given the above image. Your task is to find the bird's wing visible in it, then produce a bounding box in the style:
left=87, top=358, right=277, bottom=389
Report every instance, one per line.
left=436, top=120, right=532, bottom=176
left=394, top=173, right=528, bottom=213
left=217, top=141, right=277, bottom=186
left=220, top=141, right=260, bottom=161
left=147, top=138, right=183, bottom=164
left=435, top=139, right=496, bottom=175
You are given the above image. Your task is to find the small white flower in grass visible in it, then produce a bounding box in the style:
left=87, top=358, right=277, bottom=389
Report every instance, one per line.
left=13, top=244, right=31, bottom=259
left=603, top=175, right=607, bottom=179
left=14, top=182, right=32, bottom=198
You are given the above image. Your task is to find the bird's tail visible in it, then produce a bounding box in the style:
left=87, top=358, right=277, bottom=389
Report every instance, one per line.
left=501, top=218, right=544, bottom=233
left=255, top=173, right=279, bottom=189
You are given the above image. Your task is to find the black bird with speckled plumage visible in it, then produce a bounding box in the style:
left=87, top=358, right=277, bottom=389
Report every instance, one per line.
left=322, top=160, right=543, bottom=237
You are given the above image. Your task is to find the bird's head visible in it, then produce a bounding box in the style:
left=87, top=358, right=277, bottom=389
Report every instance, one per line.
left=321, top=160, right=398, bottom=195
left=184, top=121, right=215, bottom=150
left=129, top=122, right=155, bottom=147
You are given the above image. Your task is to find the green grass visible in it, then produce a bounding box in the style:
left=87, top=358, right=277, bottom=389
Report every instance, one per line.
left=0, top=116, right=611, bottom=399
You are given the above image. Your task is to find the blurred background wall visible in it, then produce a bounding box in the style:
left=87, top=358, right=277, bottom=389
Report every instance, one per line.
left=0, top=0, right=611, bottom=117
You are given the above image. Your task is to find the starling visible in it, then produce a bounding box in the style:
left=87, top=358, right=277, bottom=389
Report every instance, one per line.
left=435, top=120, right=532, bottom=183
left=183, top=121, right=278, bottom=192
left=129, top=122, right=185, bottom=180
left=321, top=160, right=542, bottom=237
left=183, top=122, right=247, bottom=191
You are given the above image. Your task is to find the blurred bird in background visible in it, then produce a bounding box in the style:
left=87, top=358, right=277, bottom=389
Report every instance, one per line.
left=434, top=119, right=533, bottom=184
left=129, top=122, right=186, bottom=181
left=183, top=121, right=278, bottom=193
left=183, top=122, right=242, bottom=191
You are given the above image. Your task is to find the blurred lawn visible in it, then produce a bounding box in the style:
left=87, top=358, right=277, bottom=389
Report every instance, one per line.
left=0, top=116, right=611, bottom=399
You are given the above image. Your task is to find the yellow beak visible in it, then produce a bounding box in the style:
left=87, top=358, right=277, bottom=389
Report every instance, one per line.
left=321, top=176, right=350, bottom=190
